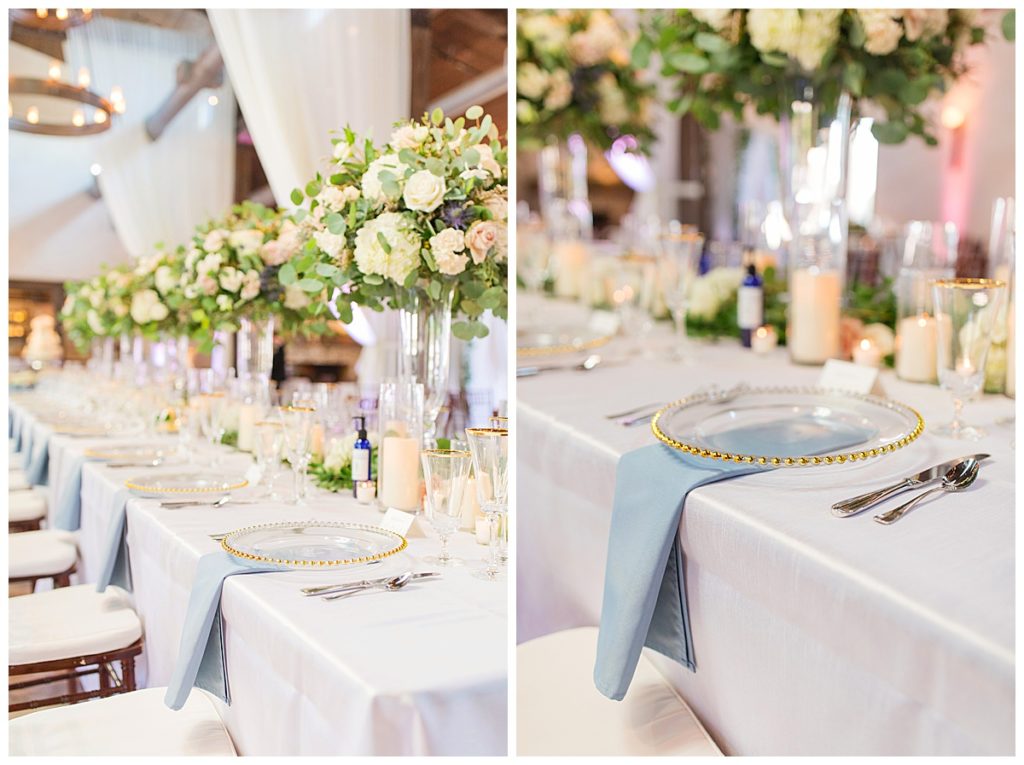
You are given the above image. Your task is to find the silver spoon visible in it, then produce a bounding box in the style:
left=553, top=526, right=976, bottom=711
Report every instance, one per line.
left=874, top=459, right=980, bottom=525
left=106, top=458, right=164, bottom=469
left=517, top=354, right=604, bottom=378
left=323, top=572, right=414, bottom=601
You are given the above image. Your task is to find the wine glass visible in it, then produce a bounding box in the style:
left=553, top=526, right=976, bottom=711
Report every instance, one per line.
left=196, top=393, right=227, bottom=467
left=421, top=449, right=473, bottom=566
left=279, top=405, right=315, bottom=504
left=659, top=229, right=705, bottom=362
left=932, top=278, right=1007, bottom=439
left=465, top=427, right=508, bottom=582
left=253, top=420, right=285, bottom=499
left=612, top=254, right=658, bottom=355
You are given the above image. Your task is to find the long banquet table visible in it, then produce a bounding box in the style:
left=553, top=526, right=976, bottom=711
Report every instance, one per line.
left=517, top=296, right=1014, bottom=756
left=11, top=392, right=507, bottom=756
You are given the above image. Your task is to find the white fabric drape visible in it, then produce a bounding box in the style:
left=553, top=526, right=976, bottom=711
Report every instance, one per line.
left=65, top=18, right=235, bottom=257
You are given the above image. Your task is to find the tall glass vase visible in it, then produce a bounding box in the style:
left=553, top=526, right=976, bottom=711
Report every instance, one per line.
left=537, top=134, right=593, bottom=241
left=237, top=316, right=275, bottom=384
left=398, top=284, right=454, bottom=443
left=779, top=81, right=852, bottom=365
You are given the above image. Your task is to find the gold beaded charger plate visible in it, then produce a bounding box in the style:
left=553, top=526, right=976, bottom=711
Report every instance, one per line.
left=220, top=521, right=407, bottom=569
left=517, top=325, right=614, bottom=357
left=50, top=419, right=145, bottom=437
left=652, top=386, right=924, bottom=468
left=125, top=472, right=248, bottom=497
left=84, top=444, right=168, bottom=461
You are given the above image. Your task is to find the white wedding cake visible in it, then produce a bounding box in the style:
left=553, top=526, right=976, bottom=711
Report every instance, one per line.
left=22, top=314, right=63, bottom=363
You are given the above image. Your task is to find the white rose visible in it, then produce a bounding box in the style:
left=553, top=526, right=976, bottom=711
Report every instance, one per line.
left=567, top=11, right=620, bottom=66
left=229, top=229, right=264, bottom=256
left=219, top=267, right=244, bottom=293
left=858, top=10, right=903, bottom=55
left=902, top=9, right=947, bottom=42
left=185, top=248, right=202, bottom=270
left=521, top=12, right=568, bottom=53
left=283, top=284, right=310, bottom=311
left=317, top=185, right=351, bottom=212
left=402, top=170, right=446, bottom=212
left=203, top=229, right=229, bottom=252
left=240, top=270, right=261, bottom=302
left=390, top=123, right=430, bottom=150
left=429, top=228, right=469, bottom=276
left=353, top=211, right=422, bottom=284
left=793, top=9, right=841, bottom=71
left=134, top=253, right=160, bottom=275
left=130, top=290, right=167, bottom=324
left=155, top=265, right=176, bottom=295
left=688, top=278, right=719, bottom=320
left=470, top=144, right=502, bottom=177
left=747, top=9, right=802, bottom=56
left=112, top=299, right=129, bottom=318
left=465, top=220, right=507, bottom=264
left=544, top=69, right=572, bottom=111
left=87, top=309, right=105, bottom=335
left=517, top=62, right=550, bottom=101
left=692, top=9, right=732, bottom=32
left=860, top=323, right=895, bottom=356
left=314, top=229, right=347, bottom=259
left=184, top=285, right=199, bottom=300
left=482, top=195, right=508, bottom=222
left=197, top=253, right=222, bottom=276
left=323, top=437, right=351, bottom=471
left=361, top=154, right=407, bottom=203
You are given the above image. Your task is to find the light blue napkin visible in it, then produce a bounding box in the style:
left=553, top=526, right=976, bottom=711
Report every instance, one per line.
left=53, top=455, right=88, bottom=531
left=164, top=552, right=283, bottom=710
left=25, top=435, right=49, bottom=487
left=20, top=425, right=34, bottom=471
left=95, top=489, right=132, bottom=593
left=11, top=408, right=24, bottom=450
left=594, top=414, right=873, bottom=701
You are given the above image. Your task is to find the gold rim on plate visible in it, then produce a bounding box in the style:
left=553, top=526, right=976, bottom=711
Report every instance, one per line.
left=125, top=476, right=249, bottom=494
left=220, top=521, right=407, bottom=567
left=517, top=331, right=614, bottom=358
left=651, top=385, right=924, bottom=467
left=85, top=446, right=164, bottom=459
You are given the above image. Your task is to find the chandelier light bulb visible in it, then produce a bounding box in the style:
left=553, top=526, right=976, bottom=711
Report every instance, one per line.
left=72, top=108, right=85, bottom=127
left=27, top=106, right=40, bottom=125
left=89, top=163, right=102, bottom=176
left=114, top=100, right=125, bottom=115
left=93, top=109, right=107, bottom=124
left=48, top=60, right=62, bottom=80
left=55, top=8, right=68, bottom=20
left=83, top=7, right=92, bottom=14
left=77, top=67, right=90, bottom=88
left=35, top=8, right=48, bottom=18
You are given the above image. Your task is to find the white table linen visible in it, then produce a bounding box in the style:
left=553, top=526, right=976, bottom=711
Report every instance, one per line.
left=516, top=296, right=1014, bottom=756
left=10, top=396, right=507, bottom=756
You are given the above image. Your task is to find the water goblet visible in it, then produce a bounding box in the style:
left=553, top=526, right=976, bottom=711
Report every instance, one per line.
left=465, top=427, right=509, bottom=582
left=421, top=449, right=473, bottom=566
left=253, top=420, right=285, bottom=499
left=932, top=278, right=1007, bottom=439
left=279, top=405, right=315, bottom=504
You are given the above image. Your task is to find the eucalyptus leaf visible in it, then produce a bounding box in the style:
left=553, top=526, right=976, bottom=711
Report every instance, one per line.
left=298, top=278, right=324, bottom=293
left=290, top=188, right=304, bottom=206
left=278, top=263, right=298, bottom=286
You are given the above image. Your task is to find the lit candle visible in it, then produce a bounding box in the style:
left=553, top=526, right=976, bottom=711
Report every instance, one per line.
left=852, top=337, right=882, bottom=367
left=475, top=517, right=491, bottom=545
left=460, top=476, right=482, bottom=530
left=751, top=325, right=778, bottom=354
left=71, top=108, right=84, bottom=127
left=26, top=106, right=39, bottom=125
left=94, top=109, right=107, bottom=124
left=955, top=357, right=976, bottom=378
left=896, top=313, right=938, bottom=383
left=355, top=480, right=376, bottom=504
left=236, top=403, right=260, bottom=452
left=309, top=422, right=325, bottom=461
left=77, top=67, right=90, bottom=88
left=553, top=240, right=588, bottom=299
left=788, top=268, right=841, bottom=364
left=380, top=436, right=419, bottom=511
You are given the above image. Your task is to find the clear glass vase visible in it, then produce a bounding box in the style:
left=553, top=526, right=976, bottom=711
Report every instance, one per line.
left=537, top=134, right=593, bottom=241
left=780, top=82, right=851, bottom=365
left=237, top=316, right=275, bottom=383
left=398, top=284, right=454, bottom=443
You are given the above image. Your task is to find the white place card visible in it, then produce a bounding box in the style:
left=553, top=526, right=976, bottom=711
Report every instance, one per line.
left=817, top=359, right=885, bottom=396
left=379, top=508, right=425, bottom=538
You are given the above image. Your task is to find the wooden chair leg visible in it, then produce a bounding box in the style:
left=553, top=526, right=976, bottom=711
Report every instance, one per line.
left=122, top=653, right=136, bottom=692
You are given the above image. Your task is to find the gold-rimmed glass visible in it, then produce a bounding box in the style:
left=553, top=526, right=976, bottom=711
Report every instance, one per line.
left=253, top=420, right=284, bottom=499
left=489, top=415, right=509, bottom=430
left=196, top=392, right=227, bottom=468
left=421, top=449, right=473, bottom=566
left=465, top=427, right=508, bottom=582
left=932, top=278, right=1007, bottom=440
left=279, top=405, right=315, bottom=504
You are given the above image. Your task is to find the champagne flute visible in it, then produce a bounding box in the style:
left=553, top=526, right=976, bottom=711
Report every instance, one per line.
left=659, top=229, right=705, bottom=362
left=421, top=449, right=473, bottom=566
left=197, top=393, right=227, bottom=468
left=465, top=427, right=508, bottom=582
left=279, top=405, right=315, bottom=504
left=932, top=278, right=1007, bottom=439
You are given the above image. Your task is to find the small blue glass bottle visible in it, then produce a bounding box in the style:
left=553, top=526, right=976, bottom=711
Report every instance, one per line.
left=737, top=254, right=763, bottom=348
left=351, top=416, right=371, bottom=497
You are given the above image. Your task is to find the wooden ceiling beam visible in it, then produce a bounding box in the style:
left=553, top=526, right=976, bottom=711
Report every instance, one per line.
left=97, top=9, right=210, bottom=33
left=9, top=27, right=66, bottom=61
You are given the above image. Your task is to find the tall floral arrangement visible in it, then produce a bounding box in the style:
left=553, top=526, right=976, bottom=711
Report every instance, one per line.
left=59, top=266, right=136, bottom=349
left=517, top=9, right=655, bottom=151
left=639, top=9, right=1000, bottom=144
left=179, top=201, right=329, bottom=349
left=290, top=106, right=508, bottom=341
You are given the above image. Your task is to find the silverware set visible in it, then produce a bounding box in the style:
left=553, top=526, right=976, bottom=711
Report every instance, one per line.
left=606, top=384, right=749, bottom=427
left=105, top=458, right=165, bottom=469
left=164, top=494, right=256, bottom=509
left=301, top=571, right=441, bottom=600
left=832, top=454, right=987, bottom=524
left=517, top=353, right=610, bottom=378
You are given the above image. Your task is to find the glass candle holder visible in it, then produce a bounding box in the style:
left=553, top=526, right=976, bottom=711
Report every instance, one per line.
left=377, top=379, right=424, bottom=513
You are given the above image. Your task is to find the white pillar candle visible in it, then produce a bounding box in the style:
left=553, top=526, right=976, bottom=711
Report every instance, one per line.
left=788, top=268, right=841, bottom=364
left=460, top=476, right=482, bottom=530
left=896, top=314, right=938, bottom=383
left=237, top=403, right=261, bottom=452
left=751, top=325, right=778, bottom=354
left=1007, top=300, right=1015, bottom=398
left=852, top=337, right=882, bottom=368
left=553, top=240, right=588, bottom=299
left=309, top=423, right=325, bottom=461
left=475, top=517, right=491, bottom=545
left=380, top=436, right=420, bottom=511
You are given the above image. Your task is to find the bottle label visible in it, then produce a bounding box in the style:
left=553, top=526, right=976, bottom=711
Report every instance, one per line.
left=738, top=286, right=763, bottom=330
left=352, top=450, right=370, bottom=481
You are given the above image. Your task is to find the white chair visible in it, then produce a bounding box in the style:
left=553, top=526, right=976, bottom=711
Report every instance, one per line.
left=9, top=584, right=144, bottom=712
left=9, top=529, right=76, bottom=589
left=10, top=487, right=48, bottom=532
left=517, top=627, right=722, bottom=756
left=10, top=468, right=31, bottom=491
left=9, top=687, right=237, bottom=756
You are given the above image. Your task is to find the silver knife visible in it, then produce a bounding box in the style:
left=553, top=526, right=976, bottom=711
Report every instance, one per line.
left=831, top=453, right=990, bottom=517
left=301, top=571, right=439, bottom=597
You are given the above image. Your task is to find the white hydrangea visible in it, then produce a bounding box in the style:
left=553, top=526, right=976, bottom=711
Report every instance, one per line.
left=902, top=9, right=948, bottom=42
left=229, top=229, right=264, bottom=257
left=747, top=9, right=802, bottom=57
left=544, top=69, right=573, bottom=111
left=792, top=10, right=841, bottom=72
left=129, top=289, right=169, bottom=324
left=219, top=266, right=244, bottom=293
left=314, top=229, right=347, bottom=259
left=520, top=13, right=569, bottom=53
left=155, top=265, right=177, bottom=295
left=517, top=62, right=550, bottom=101
left=323, top=431, right=380, bottom=472
left=353, top=212, right=422, bottom=284
left=283, top=284, right=310, bottom=311
left=240, top=270, right=261, bottom=302
left=317, top=184, right=359, bottom=212
left=389, top=123, right=429, bottom=150
left=429, top=227, right=468, bottom=276
left=692, top=9, right=732, bottom=32
left=203, top=229, right=230, bottom=253
left=361, top=153, right=407, bottom=203
left=87, top=309, right=105, bottom=335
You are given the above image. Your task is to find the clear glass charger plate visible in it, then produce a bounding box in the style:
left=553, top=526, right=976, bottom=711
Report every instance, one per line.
left=220, top=521, right=407, bottom=568
left=85, top=444, right=168, bottom=461
left=125, top=472, right=248, bottom=497
left=652, top=386, right=924, bottom=468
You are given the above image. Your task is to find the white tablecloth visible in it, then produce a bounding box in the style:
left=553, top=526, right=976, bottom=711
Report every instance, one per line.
left=11, top=396, right=507, bottom=756
left=517, top=296, right=1014, bottom=756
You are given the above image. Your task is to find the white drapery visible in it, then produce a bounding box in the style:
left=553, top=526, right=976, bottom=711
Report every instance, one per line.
left=65, top=18, right=235, bottom=257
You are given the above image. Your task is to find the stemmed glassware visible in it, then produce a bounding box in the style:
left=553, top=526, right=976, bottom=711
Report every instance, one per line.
left=420, top=449, right=473, bottom=566
left=659, top=229, right=705, bottom=362
left=465, top=427, right=509, bottom=582
left=253, top=420, right=285, bottom=499
left=197, top=392, right=227, bottom=468
left=279, top=405, right=315, bottom=504
left=932, top=278, right=1007, bottom=440
left=612, top=254, right=657, bottom=354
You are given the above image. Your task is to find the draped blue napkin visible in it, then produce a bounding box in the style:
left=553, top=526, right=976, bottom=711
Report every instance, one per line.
left=11, top=408, right=24, bottom=451
left=53, top=455, right=88, bottom=531
left=594, top=414, right=874, bottom=701
left=164, top=552, right=283, bottom=710
left=95, top=489, right=132, bottom=593
left=20, top=425, right=35, bottom=471
left=25, top=435, right=49, bottom=487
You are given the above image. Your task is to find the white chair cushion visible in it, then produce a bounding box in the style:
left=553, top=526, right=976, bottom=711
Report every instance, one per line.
left=9, top=687, right=237, bottom=756
left=9, top=487, right=47, bottom=522
left=517, top=627, right=722, bottom=756
left=9, top=468, right=30, bottom=491
left=9, top=584, right=142, bottom=665
left=9, top=529, right=77, bottom=578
